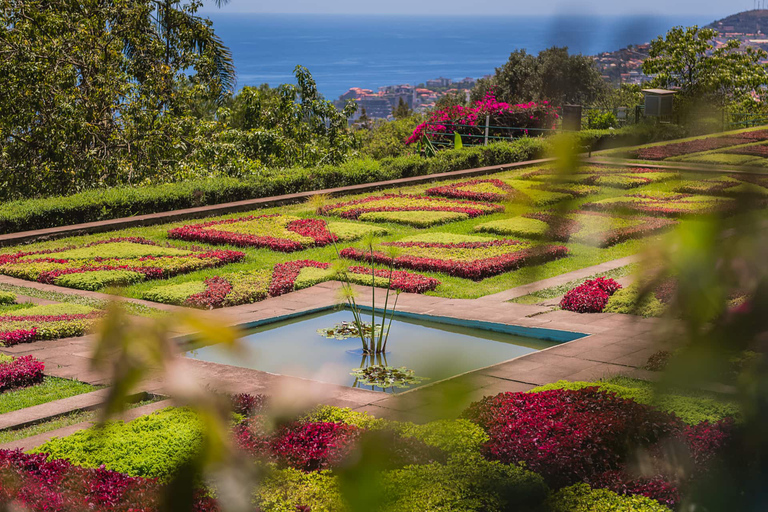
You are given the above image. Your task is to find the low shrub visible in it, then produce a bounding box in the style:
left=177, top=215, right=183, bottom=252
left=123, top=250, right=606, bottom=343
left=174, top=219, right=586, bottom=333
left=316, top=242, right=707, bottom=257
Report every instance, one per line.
left=380, top=455, right=549, bottom=512
left=32, top=407, right=205, bottom=480
left=546, top=483, right=672, bottom=512
left=0, top=292, right=15, bottom=305
left=230, top=392, right=268, bottom=417
left=530, top=378, right=740, bottom=425
left=604, top=285, right=666, bottom=317
left=0, top=450, right=218, bottom=511
left=426, top=178, right=523, bottom=202
left=141, top=281, right=208, bottom=305
left=463, top=387, right=680, bottom=489
left=0, top=303, right=104, bottom=345
left=560, top=277, right=622, bottom=313
left=256, top=467, right=343, bottom=512
left=302, top=405, right=389, bottom=430
left=0, top=355, right=44, bottom=392
left=359, top=210, right=469, bottom=227
left=55, top=270, right=145, bottom=290
left=395, top=419, right=489, bottom=455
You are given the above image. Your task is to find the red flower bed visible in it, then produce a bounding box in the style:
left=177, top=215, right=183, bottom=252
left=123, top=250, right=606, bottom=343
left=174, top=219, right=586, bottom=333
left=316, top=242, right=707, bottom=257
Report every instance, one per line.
left=185, top=277, right=233, bottom=309
left=270, top=422, right=363, bottom=472
left=0, top=312, right=103, bottom=323
left=347, top=266, right=440, bottom=293
left=425, top=179, right=524, bottom=202
left=269, top=260, right=330, bottom=297
left=167, top=215, right=337, bottom=252
left=340, top=242, right=569, bottom=280
left=0, top=355, right=44, bottom=392
left=0, top=329, right=36, bottom=346
left=0, top=450, right=218, bottom=512
left=318, top=194, right=503, bottom=220
left=723, top=143, right=768, bottom=158
left=630, top=130, right=768, bottom=160
left=560, top=277, right=622, bottom=313
left=463, top=388, right=733, bottom=507
left=582, top=194, right=739, bottom=218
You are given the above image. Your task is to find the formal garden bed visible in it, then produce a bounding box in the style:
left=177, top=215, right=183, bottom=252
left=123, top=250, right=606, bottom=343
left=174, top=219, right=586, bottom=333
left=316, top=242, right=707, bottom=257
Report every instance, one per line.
left=8, top=374, right=737, bottom=511
left=0, top=301, right=104, bottom=346
left=521, top=165, right=679, bottom=189
left=582, top=192, right=737, bottom=217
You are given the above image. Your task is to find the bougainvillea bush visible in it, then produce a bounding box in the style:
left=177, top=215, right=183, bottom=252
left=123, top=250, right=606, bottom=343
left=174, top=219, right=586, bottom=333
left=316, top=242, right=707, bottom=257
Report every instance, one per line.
left=167, top=215, right=364, bottom=252
left=0, top=355, right=44, bottom=391
left=625, top=130, right=768, bottom=160
left=476, top=211, right=676, bottom=247
left=0, top=303, right=103, bottom=345
left=406, top=92, right=559, bottom=146
left=521, top=166, right=678, bottom=189
left=583, top=193, right=737, bottom=217
left=425, top=179, right=526, bottom=202
left=0, top=238, right=243, bottom=291
left=560, top=277, right=623, bottom=313
left=463, top=387, right=734, bottom=508
left=340, top=237, right=569, bottom=280
left=318, top=194, right=503, bottom=226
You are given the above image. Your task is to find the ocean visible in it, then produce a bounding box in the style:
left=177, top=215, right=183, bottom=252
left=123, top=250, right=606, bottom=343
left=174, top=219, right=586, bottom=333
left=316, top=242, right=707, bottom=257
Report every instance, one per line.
left=206, top=13, right=715, bottom=99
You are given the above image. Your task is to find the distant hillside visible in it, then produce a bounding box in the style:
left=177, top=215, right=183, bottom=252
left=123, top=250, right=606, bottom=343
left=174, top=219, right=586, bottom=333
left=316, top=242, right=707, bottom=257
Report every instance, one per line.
left=707, top=10, right=768, bottom=34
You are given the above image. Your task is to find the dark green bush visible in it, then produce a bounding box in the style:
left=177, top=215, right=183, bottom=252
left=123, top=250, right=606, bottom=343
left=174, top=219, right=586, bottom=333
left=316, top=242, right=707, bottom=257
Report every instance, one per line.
left=0, top=140, right=545, bottom=235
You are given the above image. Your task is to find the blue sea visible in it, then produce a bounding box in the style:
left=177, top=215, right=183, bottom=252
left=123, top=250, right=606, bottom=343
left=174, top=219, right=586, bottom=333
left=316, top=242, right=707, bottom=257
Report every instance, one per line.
left=206, top=14, right=715, bottom=99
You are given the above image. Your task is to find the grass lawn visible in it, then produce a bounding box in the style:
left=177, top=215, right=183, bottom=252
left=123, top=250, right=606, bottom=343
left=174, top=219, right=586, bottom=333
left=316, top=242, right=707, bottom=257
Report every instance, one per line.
left=0, top=377, right=102, bottom=415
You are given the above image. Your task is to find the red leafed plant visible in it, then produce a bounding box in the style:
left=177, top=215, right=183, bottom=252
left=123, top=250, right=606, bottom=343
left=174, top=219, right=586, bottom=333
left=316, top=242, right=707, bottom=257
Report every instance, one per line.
left=0, top=328, right=37, bottom=347
left=0, top=355, right=44, bottom=392
left=347, top=266, right=440, bottom=293
left=425, top=179, right=525, bottom=202
left=560, top=277, right=622, bottom=313
left=185, top=277, right=233, bottom=309
left=269, top=260, right=330, bottom=297
left=0, top=449, right=219, bottom=511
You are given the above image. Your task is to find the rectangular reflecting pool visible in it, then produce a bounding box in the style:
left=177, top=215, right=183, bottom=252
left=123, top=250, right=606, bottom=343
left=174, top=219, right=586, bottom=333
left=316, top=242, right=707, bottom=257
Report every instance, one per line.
left=185, top=309, right=583, bottom=393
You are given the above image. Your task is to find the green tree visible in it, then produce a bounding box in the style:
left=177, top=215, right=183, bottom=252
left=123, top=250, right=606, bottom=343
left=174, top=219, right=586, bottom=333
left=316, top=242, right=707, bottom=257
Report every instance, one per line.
left=643, top=26, right=768, bottom=104
left=470, top=47, right=607, bottom=106
left=434, top=91, right=468, bottom=111
left=392, top=98, right=412, bottom=120
left=360, top=115, right=423, bottom=159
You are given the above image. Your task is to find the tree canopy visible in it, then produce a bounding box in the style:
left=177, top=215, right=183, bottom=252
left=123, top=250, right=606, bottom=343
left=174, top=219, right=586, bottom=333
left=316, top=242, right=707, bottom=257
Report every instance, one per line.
left=470, top=47, right=608, bottom=106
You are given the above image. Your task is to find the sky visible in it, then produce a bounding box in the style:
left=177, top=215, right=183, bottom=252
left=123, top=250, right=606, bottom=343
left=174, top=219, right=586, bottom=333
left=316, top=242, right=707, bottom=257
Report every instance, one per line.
left=200, top=0, right=742, bottom=17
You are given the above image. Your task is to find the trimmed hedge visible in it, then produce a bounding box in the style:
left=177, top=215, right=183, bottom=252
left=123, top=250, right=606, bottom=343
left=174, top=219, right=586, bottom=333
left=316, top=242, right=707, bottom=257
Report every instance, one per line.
left=0, top=140, right=546, bottom=235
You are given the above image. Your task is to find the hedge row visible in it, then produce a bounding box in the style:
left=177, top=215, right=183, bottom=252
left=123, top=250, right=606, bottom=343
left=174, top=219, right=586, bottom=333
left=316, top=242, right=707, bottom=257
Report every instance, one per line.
left=0, top=139, right=546, bottom=235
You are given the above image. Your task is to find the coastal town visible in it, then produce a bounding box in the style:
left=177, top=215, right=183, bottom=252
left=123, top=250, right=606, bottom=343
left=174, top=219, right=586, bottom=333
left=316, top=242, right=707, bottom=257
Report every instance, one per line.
left=337, top=9, right=768, bottom=120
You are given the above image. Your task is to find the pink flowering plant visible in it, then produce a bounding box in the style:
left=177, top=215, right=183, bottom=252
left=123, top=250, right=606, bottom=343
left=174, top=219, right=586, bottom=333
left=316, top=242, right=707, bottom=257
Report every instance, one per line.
left=406, top=92, right=559, bottom=146
left=560, top=277, right=622, bottom=313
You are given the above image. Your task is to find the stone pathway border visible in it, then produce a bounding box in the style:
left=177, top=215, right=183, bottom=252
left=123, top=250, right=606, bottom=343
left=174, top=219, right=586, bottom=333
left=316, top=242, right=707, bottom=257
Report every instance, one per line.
left=0, top=158, right=554, bottom=247
left=0, top=389, right=111, bottom=432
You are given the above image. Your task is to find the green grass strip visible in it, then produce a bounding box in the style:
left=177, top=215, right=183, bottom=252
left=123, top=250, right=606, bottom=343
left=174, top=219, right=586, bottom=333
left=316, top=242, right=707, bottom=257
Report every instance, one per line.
left=0, top=377, right=101, bottom=415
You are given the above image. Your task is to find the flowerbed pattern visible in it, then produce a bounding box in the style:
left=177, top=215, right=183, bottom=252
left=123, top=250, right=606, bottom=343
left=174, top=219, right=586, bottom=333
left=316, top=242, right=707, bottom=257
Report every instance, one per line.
left=477, top=211, right=676, bottom=247
left=340, top=239, right=569, bottom=280
left=142, top=270, right=271, bottom=309
left=722, top=142, right=768, bottom=158
left=0, top=355, right=44, bottom=392
left=627, top=130, right=768, bottom=160
left=521, top=166, right=678, bottom=189
left=464, top=387, right=733, bottom=508
left=0, top=238, right=243, bottom=291
left=582, top=193, right=737, bottom=217
left=345, top=266, right=441, bottom=294
left=676, top=175, right=768, bottom=197
left=425, top=179, right=525, bottom=202
left=318, top=194, right=503, bottom=224
left=168, top=214, right=339, bottom=252
left=560, top=277, right=622, bottom=313
left=0, top=304, right=104, bottom=346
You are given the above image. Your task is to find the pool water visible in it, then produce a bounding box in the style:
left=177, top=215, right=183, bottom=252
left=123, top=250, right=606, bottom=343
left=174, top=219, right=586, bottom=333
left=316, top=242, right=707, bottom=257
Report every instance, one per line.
left=186, top=310, right=564, bottom=392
